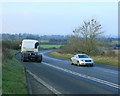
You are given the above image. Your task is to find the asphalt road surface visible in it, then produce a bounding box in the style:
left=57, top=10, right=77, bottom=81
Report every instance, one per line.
left=16, top=50, right=120, bottom=95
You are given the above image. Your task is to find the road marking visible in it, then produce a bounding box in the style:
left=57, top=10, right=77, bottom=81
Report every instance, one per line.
left=26, top=70, right=62, bottom=94
left=43, top=62, right=120, bottom=89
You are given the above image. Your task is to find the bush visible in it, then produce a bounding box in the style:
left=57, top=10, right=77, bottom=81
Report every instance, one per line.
left=2, top=40, right=21, bottom=50
left=2, top=40, right=21, bottom=62
left=2, top=48, right=13, bottom=62
left=60, top=42, right=102, bottom=56
left=106, top=50, right=116, bottom=57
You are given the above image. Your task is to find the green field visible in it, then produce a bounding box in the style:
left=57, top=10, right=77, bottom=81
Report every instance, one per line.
left=2, top=50, right=27, bottom=94
left=40, top=45, right=62, bottom=48
left=39, top=40, right=49, bottom=43
left=48, top=51, right=119, bottom=67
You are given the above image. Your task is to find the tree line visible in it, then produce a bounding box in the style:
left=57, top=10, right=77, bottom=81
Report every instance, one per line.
left=1, top=34, right=67, bottom=41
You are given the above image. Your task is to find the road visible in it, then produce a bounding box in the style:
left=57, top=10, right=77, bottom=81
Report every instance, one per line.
left=16, top=50, right=119, bottom=95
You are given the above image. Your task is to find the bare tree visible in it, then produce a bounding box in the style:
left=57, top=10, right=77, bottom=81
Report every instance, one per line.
left=73, top=19, right=103, bottom=40
left=72, top=19, right=104, bottom=55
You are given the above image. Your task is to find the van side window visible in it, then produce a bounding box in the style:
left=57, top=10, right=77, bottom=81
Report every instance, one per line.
left=35, top=42, right=39, bottom=49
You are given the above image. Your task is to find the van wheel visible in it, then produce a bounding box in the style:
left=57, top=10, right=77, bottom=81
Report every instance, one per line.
left=21, top=57, right=25, bottom=62
left=37, top=55, right=42, bottom=63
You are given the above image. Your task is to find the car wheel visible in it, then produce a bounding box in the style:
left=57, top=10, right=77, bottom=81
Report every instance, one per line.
left=70, top=59, right=74, bottom=65
left=71, top=61, right=74, bottom=65
left=90, top=64, right=93, bottom=67
left=77, top=61, right=79, bottom=66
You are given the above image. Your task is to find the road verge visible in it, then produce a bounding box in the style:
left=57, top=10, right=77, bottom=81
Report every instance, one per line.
left=2, top=50, right=27, bottom=94
left=48, top=51, right=119, bottom=67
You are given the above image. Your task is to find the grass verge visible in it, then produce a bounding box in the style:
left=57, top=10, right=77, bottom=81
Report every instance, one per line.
left=48, top=51, right=119, bottom=67
left=48, top=51, right=72, bottom=59
left=91, top=56, right=119, bottom=67
left=2, top=50, right=27, bottom=94
left=40, top=45, right=62, bottom=49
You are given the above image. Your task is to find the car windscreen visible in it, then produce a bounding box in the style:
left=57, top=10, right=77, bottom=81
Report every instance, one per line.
left=78, top=55, right=89, bottom=58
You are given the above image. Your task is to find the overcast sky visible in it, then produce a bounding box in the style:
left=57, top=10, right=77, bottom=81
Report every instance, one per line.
left=2, top=2, right=118, bottom=37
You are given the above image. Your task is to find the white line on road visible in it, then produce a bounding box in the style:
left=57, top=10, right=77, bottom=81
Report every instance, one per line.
left=26, top=70, right=62, bottom=94
left=43, top=62, right=120, bottom=89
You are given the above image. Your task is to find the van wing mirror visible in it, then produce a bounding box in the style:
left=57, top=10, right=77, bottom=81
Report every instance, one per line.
left=35, top=42, right=39, bottom=49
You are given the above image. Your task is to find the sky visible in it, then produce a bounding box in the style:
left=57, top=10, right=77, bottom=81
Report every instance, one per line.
left=1, top=2, right=118, bottom=37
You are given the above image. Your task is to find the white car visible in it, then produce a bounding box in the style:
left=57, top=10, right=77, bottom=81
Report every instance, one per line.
left=70, top=54, right=94, bottom=66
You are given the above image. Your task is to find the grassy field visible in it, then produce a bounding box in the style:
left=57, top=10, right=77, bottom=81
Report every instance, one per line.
left=48, top=51, right=119, bottom=67
left=40, top=45, right=62, bottom=49
left=2, top=50, right=27, bottom=94
left=39, top=40, right=49, bottom=43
